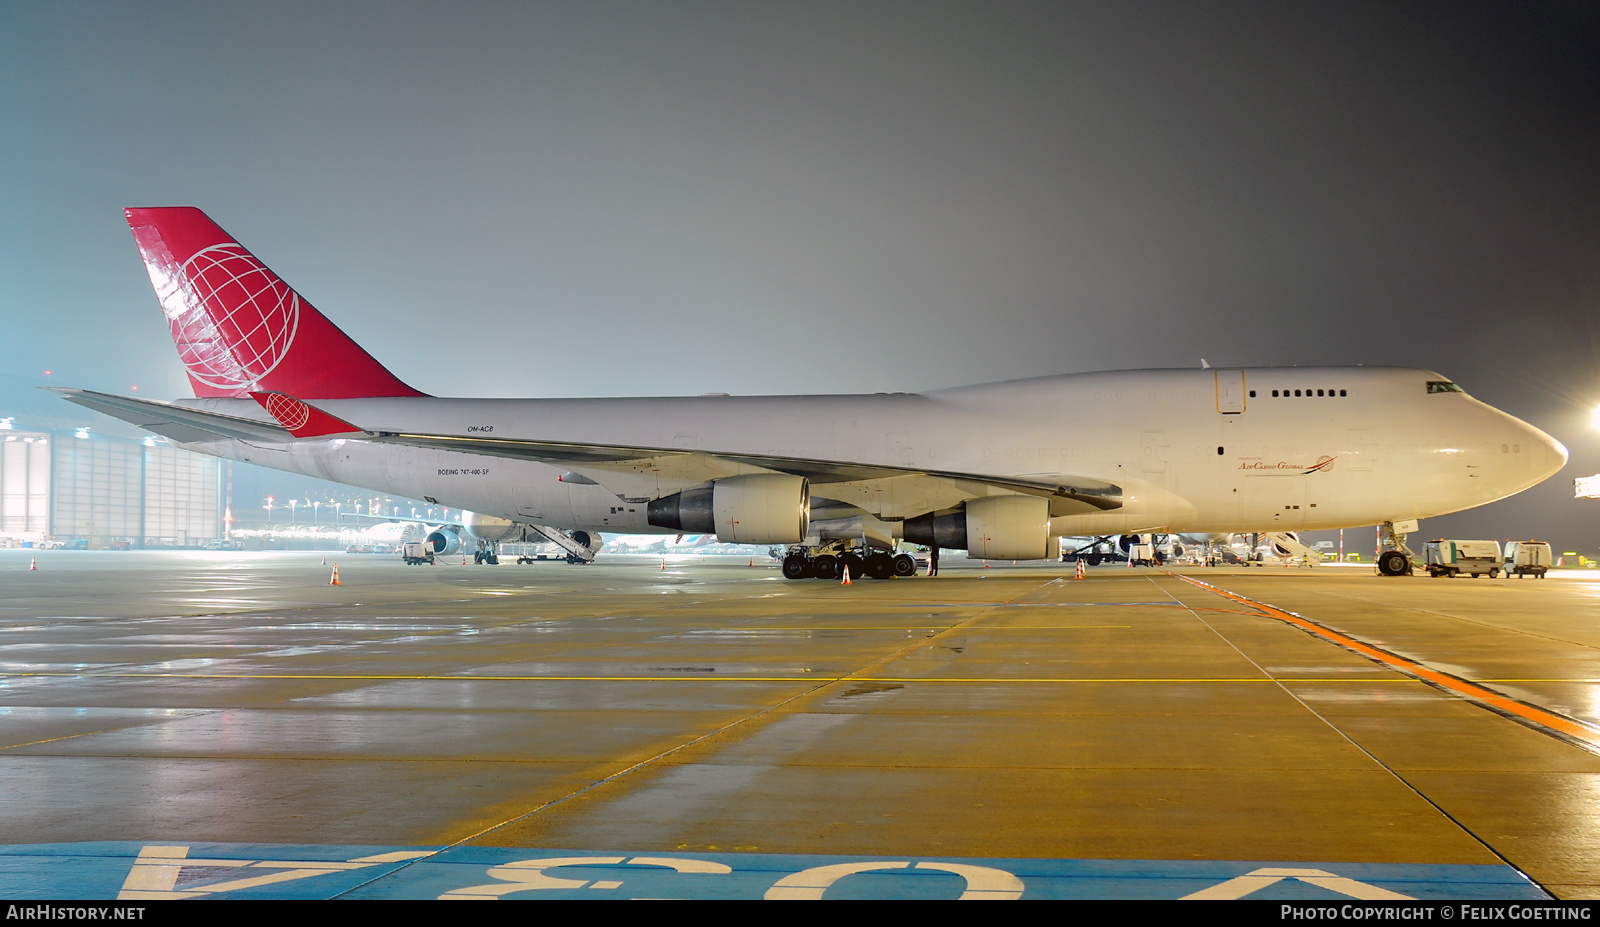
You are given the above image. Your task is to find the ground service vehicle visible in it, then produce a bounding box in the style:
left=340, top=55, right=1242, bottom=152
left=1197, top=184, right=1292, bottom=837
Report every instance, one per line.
left=1503, top=540, right=1552, bottom=578
left=1424, top=539, right=1503, bottom=578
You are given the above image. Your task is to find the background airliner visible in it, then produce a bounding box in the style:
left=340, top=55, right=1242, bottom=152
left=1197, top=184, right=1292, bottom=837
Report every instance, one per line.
left=58, top=207, right=1567, bottom=579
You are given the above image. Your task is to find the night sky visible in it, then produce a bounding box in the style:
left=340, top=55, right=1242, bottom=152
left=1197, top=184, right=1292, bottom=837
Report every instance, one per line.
left=3, top=2, right=1597, bottom=548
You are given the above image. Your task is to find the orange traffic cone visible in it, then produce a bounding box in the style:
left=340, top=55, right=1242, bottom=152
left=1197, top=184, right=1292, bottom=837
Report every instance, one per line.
left=1075, top=559, right=1085, bottom=580
left=321, top=555, right=327, bottom=566
left=749, top=558, right=755, bottom=567
left=984, top=560, right=990, bottom=569
left=840, top=562, right=852, bottom=585
left=329, top=563, right=342, bottom=586
left=29, top=557, right=37, bottom=571
left=661, top=558, right=667, bottom=571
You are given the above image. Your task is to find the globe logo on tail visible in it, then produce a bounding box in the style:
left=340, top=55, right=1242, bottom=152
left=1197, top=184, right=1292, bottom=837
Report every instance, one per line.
left=261, top=392, right=313, bottom=433
left=169, top=243, right=299, bottom=390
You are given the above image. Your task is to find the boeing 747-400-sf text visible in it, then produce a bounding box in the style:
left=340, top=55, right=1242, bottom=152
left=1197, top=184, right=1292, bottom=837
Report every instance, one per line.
left=57, top=207, right=1566, bottom=579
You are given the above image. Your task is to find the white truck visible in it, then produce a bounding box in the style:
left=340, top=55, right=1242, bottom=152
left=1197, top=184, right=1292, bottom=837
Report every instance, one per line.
left=401, top=541, right=434, bottom=565
left=1502, top=540, right=1552, bottom=578
left=1423, top=539, right=1503, bottom=578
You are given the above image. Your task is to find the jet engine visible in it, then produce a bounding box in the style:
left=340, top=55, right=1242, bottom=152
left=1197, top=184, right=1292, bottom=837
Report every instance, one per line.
left=425, top=525, right=463, bottom=556
left=647, top=474, right=809, bottom=544
left=904, top=496, right=1055, bottom=560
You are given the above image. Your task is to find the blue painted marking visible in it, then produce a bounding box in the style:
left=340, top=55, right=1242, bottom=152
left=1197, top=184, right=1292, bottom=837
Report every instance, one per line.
left=0, top=843, right=1550, bottom=900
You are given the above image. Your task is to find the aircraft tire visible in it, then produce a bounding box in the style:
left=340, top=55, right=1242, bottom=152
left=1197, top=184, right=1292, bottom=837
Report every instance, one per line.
left=866, top=553, right=894, bottom=580
left=1378, top=550, right=1410, bottom=576
left=892, top=554, right=917, bottom=577
left=782, top=555, right=812, bottom=580
left=812, top=555, right=837, bottom=580
left=841, top=553, right=865, bottom=581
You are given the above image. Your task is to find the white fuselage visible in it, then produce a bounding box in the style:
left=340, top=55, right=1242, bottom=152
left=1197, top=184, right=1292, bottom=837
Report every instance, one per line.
left=170, top=366, right=1565, bottom=540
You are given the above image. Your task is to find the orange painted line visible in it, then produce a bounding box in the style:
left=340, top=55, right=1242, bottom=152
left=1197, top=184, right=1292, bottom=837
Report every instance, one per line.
left=1171, top=573, right=1600, bottom=750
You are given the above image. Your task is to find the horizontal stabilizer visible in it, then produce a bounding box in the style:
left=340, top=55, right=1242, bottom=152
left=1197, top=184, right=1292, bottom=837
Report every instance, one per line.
left=48, top=388, right=290, bottom=443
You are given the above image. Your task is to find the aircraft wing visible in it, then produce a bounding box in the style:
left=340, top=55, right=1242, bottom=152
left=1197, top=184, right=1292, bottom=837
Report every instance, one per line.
left=235, top=391, right=1124, bottom=514
left=49, top=388, right=292, bottom=444
left=365, top=430, right=1123, bottom=514
left=59, top=387, right=1125, bottom=518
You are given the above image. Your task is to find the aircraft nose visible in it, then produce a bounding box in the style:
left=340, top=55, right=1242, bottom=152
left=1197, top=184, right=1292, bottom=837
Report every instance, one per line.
left=1520, top=418, right=1568, bottom=482
left=1541, top=428, right=1569, bottom=477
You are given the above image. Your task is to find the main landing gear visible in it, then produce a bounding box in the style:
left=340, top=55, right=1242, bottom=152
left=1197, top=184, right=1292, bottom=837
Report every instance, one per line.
left=781, top=540, right=918, bottom=581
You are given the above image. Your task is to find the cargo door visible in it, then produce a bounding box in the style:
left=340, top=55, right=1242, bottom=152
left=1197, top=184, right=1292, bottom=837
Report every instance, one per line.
left=1141, top=431, right=1170, bottom=491
left=1346, top=429, right=1377, bottom=471
left=886, top=432, right=915, bottom=467
left=1216, top=370, right=1246, bottom=414
left=1237, top=445, right=1305, bottom=528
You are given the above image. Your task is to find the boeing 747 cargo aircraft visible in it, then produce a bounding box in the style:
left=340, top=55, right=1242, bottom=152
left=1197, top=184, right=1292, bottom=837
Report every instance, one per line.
left=58, top=207, right=1566, bottom=579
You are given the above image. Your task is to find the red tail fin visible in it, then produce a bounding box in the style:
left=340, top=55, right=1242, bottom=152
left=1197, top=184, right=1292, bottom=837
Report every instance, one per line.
left=124, top=207, right=426, bottom=399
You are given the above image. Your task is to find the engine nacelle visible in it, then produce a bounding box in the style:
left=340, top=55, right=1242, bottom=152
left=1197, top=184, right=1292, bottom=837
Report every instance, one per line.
left=462, top=510, right=517, bottom=543
left=965, top=496, right=1052, bottom=560
left=904, top=496, right=1054, bottom=560
left=648, top=474, right=809, bottom=544
left=426, top=526, right=463, bottom=556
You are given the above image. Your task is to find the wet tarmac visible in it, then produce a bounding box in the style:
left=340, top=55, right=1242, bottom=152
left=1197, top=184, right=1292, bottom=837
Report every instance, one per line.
left=3, top=550, right=1598, bottom=900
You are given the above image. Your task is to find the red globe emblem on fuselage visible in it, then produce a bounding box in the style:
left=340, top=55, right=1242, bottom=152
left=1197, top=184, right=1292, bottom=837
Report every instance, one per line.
left=170, top=243, right=299, bottom=389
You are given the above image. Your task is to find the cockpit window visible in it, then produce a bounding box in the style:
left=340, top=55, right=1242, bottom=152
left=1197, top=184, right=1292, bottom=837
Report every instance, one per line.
left=1427, top=381, right=1463, bottom=394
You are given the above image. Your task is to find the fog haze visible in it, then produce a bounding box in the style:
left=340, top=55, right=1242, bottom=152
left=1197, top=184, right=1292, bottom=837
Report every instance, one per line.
left=2, top=1, right=1597, bottom=546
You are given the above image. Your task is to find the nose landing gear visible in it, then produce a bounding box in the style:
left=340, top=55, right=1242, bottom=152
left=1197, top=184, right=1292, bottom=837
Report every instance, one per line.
left=1377, top=549, right=1410, bottom=576
left=1376, top=520, right=1417, bottom=576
